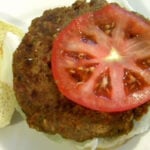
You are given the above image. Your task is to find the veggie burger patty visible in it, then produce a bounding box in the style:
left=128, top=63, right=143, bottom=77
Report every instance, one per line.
left=13, top=0, right=150, bottom=142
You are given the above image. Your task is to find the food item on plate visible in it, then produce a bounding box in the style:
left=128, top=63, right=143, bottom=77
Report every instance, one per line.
left=13, top=0, right=150, bottom=149
left=0, top=20, right=23, bottom=128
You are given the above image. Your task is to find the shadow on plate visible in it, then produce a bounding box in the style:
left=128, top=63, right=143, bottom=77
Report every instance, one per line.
left=116, top=133, right=143, bottom=150
left=10, top=110, right=24, bottom=125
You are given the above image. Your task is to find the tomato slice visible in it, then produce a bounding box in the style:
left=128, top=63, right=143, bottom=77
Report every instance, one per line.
left=51, top=4, right=150, bottom=112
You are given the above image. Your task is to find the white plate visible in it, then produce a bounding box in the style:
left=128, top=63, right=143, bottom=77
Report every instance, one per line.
left=0, top=0, right=150, bottom=150
left=126, top=0, right=150, bottom=18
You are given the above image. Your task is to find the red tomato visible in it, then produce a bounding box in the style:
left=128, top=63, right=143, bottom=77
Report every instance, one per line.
left=52, top=4, right=150, bottom=112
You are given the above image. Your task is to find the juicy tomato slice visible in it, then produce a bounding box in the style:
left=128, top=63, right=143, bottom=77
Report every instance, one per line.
left=51, top=4, right=150, bottom=112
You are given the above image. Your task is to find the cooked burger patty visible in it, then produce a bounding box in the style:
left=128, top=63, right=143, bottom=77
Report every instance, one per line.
left=13, top=0, right=149, bottom=142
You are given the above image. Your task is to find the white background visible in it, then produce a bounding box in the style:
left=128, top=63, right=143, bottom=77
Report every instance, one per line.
left=0, top=0, right=150, bottom=150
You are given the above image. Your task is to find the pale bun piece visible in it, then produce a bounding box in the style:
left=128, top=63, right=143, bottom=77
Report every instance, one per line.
left=34, top=106, right=150, bottom=150
left=0, top=20, right=23, bottom=128
left=74, top=107, right=150, bottom=150
left=24, top=106, right=150, bottom=150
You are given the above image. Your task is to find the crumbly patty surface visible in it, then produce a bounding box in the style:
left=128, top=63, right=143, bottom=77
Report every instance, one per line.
left=13, top=0, right=149, bottom=142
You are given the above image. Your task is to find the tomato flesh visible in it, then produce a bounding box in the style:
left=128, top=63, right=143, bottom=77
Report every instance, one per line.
left=52, top=4, right=150, bottom=112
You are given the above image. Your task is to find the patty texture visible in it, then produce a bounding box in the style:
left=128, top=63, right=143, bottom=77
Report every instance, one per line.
left=13, top=0, right=149, bottom=142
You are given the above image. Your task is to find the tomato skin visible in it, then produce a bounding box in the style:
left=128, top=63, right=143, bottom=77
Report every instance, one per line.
left=52, top=4, right=150, bottom=112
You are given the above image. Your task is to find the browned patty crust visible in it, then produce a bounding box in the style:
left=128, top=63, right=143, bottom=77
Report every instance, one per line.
left=13, top=0, right=149, bottom=142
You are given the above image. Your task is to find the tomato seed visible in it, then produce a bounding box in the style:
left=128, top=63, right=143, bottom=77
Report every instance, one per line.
left=123, top=69, right=148, bottom=95
left=78, top=66, right=84, bottom=71
left=105, top=29, right=111, bottom=35
left=69, top=69, right=76, bottom=74
left=105, top=24, right=111, bottom=29
left=68, top=66, right=94, bottom=83
left=78, top=53, right=85, bottom=59
left=94, top=70, right=111, bottom=98
left=102, top=22, right=116, bottom=36
left=136, top=57, right=150, bottom=70
left=89, top=66, right=95, bottom=72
